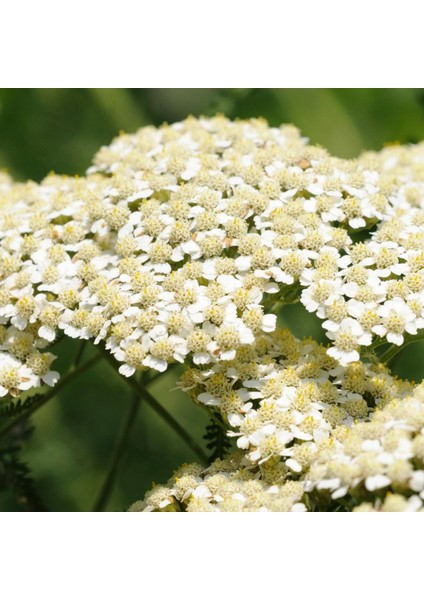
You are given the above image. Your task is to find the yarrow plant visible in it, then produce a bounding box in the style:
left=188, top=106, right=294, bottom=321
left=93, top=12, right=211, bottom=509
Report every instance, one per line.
left=1, top=116, right=424, bottom=511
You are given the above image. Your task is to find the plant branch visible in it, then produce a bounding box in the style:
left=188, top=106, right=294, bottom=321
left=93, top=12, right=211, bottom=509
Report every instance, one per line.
left=92, top=380, right=144, bottom=512
left=73, top=340, right=87, bottom=368
left=99, top=347, right=208, bottom=463
left=378, top=332, right=424, bottom=367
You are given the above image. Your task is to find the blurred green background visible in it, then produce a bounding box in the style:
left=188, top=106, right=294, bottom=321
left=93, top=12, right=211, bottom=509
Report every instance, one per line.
left=1, top=89, right=424, bottom=511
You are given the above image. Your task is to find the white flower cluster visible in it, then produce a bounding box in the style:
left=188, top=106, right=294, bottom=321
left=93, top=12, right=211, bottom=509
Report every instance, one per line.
left=3, top=116, right=424, bottom=513
left=0, top=119, right=302, bottom=396
left=353, top=493, right=423, bottom=512
left=179, top=329, right=412, bottom=474
left=133, top=380, right=424, bottom=512
left=2, top=117, right=424, bottom=399
left=93, top=120, right=424, bottom=368
left=127, top=452, right=306, bottom=512
left=304, top=381, right=424, bottom=509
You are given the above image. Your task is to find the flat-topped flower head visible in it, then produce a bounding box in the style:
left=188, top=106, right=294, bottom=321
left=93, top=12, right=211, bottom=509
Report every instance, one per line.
left=133, top=379, right=424, bottom=512
left=179, top=329, right=412, bottom=474
left=2, top=117, right=424, bottom=401
left=128, top=451, right=306, bottom=512
left=304, top=382, right=424, bottom=506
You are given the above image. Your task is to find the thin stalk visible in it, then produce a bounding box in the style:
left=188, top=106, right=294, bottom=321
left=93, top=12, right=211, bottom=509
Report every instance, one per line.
left=100, top=347, right=208, bottom=463
left=0, top=354, right=101, bottom=439
left=378, top=345, right=402, bottom=366
left=73, top=340, right=87, bottom=368
left=379, top=332, right=424, bottom=367
left=200, top=404, right=227, bottom=431
left=46, top=333, right=65, bottom=349
left=92, top=385, right=143, bottom=512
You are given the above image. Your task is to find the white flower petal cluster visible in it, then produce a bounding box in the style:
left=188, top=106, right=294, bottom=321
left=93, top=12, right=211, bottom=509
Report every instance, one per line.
left=304, top=381, right=424, bottom=508
left=1, top=118, right=306, bottom=395
left=4, top=118, right=424, bottom=512
left=179, top=329, right=412, bottom=473
left=2, top=117, right=424, bottom=398
left=133, top=379, right=424, bottom=512
left=353, top=494, right=423, bottom=512
left=127, top=452, right=306, bottom=512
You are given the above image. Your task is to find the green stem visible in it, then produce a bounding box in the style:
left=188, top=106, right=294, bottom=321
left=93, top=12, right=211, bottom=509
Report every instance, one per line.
left=378, top=345, right=403, bottom=366
left=202, top=405, right=227, bottom=431
left=73, top=340, right=86, bottom=368
left=92, top=381, right=144, bottom=512
left=46, top=333, right=65, bottom=349
left=378, top=332, right=424, bottom=366
left=0, top=354, right=102, bottom=439
left=100, top=347, right=208, bottom=463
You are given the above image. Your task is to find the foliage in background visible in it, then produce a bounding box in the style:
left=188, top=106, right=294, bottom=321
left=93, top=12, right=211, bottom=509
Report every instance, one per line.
left=1, top=88, right=424, bottom=511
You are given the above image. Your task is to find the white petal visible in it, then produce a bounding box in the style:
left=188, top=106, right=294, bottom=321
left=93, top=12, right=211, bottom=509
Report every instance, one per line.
left=349, top=217, right=366, bottom=229
left=290, top=426, right=312, bottom=441
left=192, top=484, right=212, bottom=499
left=365, top=474, right=391, bottom=491
left=286, top=459, right=302, bottom=472
left=217, top=275, right=242, bottom=293
left=42, top=371, right=60, bottom=387
left=342, top=282, right=358, bottom=298
left=119, top=364, right=136, bottom=377
left=128, top=188, right=153, bottom=200
left=198, top=392, right=220, bottom=407
left=362, top=440, right=380, bottom=452
left=317, top=478, right=340, bottom=490
left=264, top=282, right=280, bottom=294
left=12, top=315, right=28, bottom=331
left=193, top=352, right=211, bottom=365
left=158, top=498, right=173, bottom=509
left=262, top=314, right=277, bottom=332
left=331, top=486, right=349, bottom=499
left=358, top=332, right=372, bottom=346
left=410, top=471, right=424, bottom=492
left=237, top=436, right=250, bottom=450
left=38, top=325, right=56, bottom=342
left=171, top=246, right=184, bottom=262
left=181, top=240, right=201, bottom=259
left=387, top=332, right=404, bottom=346
left=291, top=503, right=307, bottom=512
left=142, top=356, right=167, bottom=372
left=249, top=449, right=262, bottom=462
left=235, top=256, right=252, bottom=271
left=372, top=324, right=386, bottom=337
left=323, top=320, right=340, bottom=333
left=220, top=349, right=236, bottom=361
left=228, top=413, right=242, bottom=427
left=406, top=496, right=423, bottom=512
left=64, top=325, right=83, bottom=339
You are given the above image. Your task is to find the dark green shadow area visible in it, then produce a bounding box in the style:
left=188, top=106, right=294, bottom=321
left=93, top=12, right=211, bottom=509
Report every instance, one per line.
left=278, top=303, right=327, bottom=344
left=0, top=338, right=208, bottom=511
left=386, top=341, right=424, bottom=384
